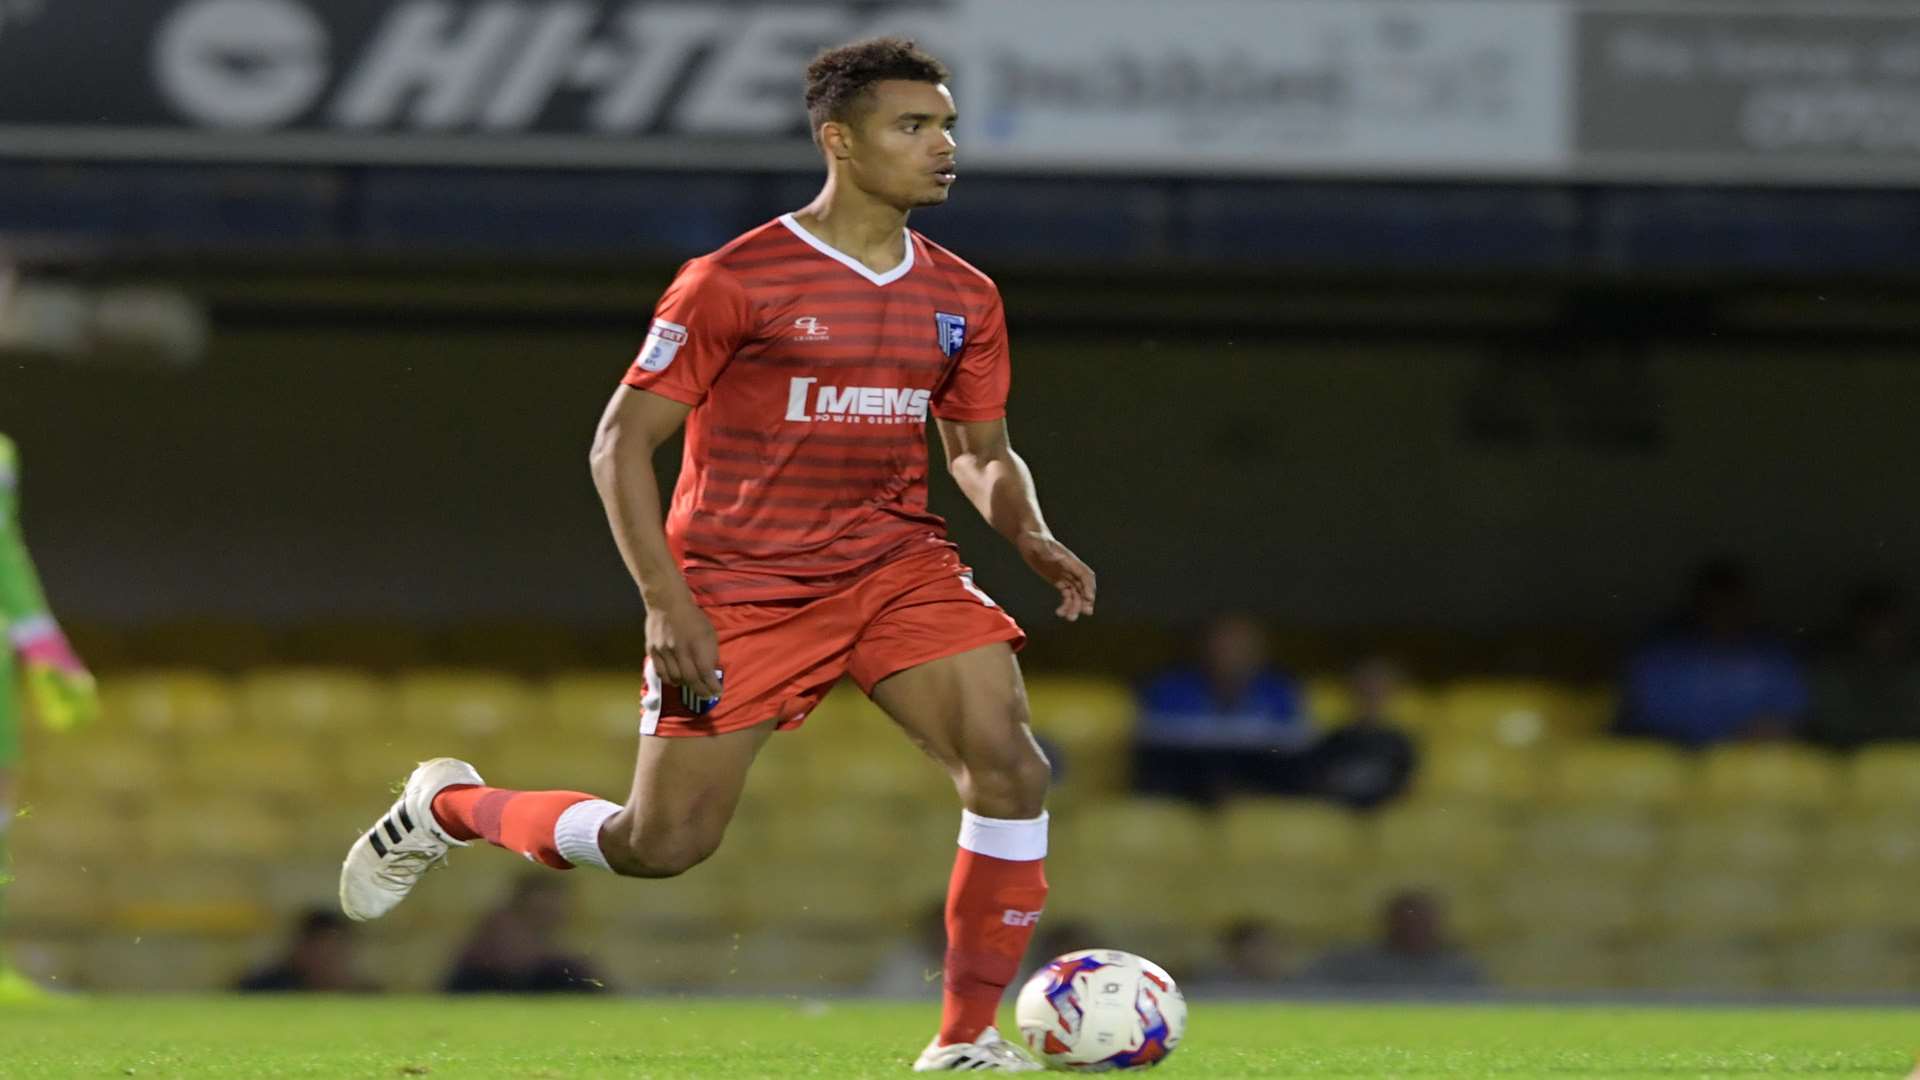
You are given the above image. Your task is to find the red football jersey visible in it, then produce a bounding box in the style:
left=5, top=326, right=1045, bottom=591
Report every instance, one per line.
left=621, top=214, right=1010, bottom=605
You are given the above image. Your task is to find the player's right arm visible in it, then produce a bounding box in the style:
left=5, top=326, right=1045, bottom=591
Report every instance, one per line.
left=590, top=257, right=750, bottom=701
left=590, top=386, right=721, bottom=701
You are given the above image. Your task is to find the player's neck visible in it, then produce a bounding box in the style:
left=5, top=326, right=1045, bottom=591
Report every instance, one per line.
left=791, top=182, right=910, bottom=275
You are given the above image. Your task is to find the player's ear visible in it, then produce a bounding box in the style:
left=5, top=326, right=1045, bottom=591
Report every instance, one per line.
left=818, top=119, right=856, bottom=162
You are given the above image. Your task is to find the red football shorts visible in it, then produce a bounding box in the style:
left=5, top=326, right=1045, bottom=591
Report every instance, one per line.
left=640, top=546, right=1026, bottom=737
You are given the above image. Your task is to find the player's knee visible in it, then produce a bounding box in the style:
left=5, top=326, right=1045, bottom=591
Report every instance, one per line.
left=958, top=738, right=1051, bottom=818
left=601, top=822, right=724, bottom=879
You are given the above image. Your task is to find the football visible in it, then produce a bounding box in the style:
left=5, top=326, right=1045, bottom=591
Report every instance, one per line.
left=1014, top=949, right=1186, bottom=1070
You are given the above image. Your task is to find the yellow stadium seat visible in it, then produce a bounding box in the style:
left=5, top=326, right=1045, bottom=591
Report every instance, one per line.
left=144, top=798, right=296, bottom=859
left=1799, top=869, right=1920, bottom=934
left=1482, top=937, right=1629, bottom=992
left=572, top=864, right=751, bottom=934
left=82, top=934, right=261, bottom=992
left=742, top=859, right=915, bottom=930
left=1696, top=744, right=1841, bottom=813
left=1218, top=798, right=1366, bottom=872
left=1495, top=872, right=1649, bottom=942
left=1433, top=679, right=1576, bottom=746
left=1541, top=740, right=1693, bottom=809
left=333, top=731, right=455, bottom=793
left=1063, top=798, right=1213, bottom=869
left=726, top=927, right=894, bottom=990
left=1409, top=739, right=1541, bottom=807
left=1779, top=931, right=1918, bottom=994
left=239, top=668, right=391, bottom=734
left=1303, top=676, right=1351, bottom=728
left=1199, top=868, right=1365, bottom=942
left=1669, top=811, right=1812, bottom=873
left=1371, top=802, right=1512, bottom=874
left=1515, top=807, right=1666, bottom=872
left=1023, top=677, right=1137, bottom=800
left=395, top=670, right=537, bottom=738
left=1842, top=745, right=1920, bottom=813
left=543, top=671, right=645, bottom=739
left=1649, top=872, right=1794, bottom=940
left=764, top=796, right=940, bottom=865
left=23, top=729, right=176, bottom=800
left=8, top=801, right=141, bottom=863
left=488, top=731, right=633, bottom=799
left=1303, top=676, right=1438, bottom=731
left=99, top=670, right=239, bottom=736
left=107, top=860, right=272, bottom=936
left=1814, top=814, right=1920, bottom=875
left=175, top=734, right=331, bottom=799
left=2, top=860, right=113, bottom=931
left=1627, top=940, right=1779, bottom=993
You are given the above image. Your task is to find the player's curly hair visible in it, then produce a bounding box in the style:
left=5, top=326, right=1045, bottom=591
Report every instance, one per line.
left=804, top=37, right=950, bottom=138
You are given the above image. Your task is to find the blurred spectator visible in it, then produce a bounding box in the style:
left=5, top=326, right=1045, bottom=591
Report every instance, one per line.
left=1133, top=614, right=1312, bottom=803
left=1300, top=889, right=1484, bottom=991
left=444, top=873, right=607, bottom=994
left=1617, top=558, right=1808, bottom=747
left=1808, top=583, right=1920, bottom=748
left=1307, top=657, right=1419, bottom=810
left=1193, top=918, right=1296, bottom=994
left=234, top=908, right=379, bottom=993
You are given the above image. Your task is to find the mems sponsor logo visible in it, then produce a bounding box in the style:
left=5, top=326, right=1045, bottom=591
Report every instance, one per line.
left=784, top=376, right=929, bottom=425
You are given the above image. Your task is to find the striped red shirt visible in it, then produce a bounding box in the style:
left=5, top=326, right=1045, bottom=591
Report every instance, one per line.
left=621, top=215, right=1010, bottom=605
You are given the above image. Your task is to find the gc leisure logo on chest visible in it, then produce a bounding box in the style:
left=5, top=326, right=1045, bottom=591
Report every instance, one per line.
left=791, top=316, right=830, bottom=342
left=784, top=378, right=930, bottom=425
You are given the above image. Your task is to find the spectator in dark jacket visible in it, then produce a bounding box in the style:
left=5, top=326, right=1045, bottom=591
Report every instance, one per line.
left=1808, top=583, right=1920, bottom=748
left=235, top=908, right=379, bottom=993
left=1133, top=614, right=1311, bottom=803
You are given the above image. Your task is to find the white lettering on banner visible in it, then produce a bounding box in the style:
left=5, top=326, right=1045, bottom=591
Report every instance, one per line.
left=478, top=1, right=599, bottom=129
left=784, top=376, right=930, bottom=424
left=332, top=0, right=525, bottom=129
left=676, top=7, right=857, bottom=134
left=155, top=0, right=331, bottom=129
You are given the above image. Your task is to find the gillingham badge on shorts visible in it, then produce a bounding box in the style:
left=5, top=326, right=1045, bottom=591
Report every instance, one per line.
left=681, top=669, right=724, bottom=715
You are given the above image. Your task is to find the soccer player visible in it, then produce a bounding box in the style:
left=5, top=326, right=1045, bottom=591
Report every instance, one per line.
left=339, top=38, right=1093, bottom=1071
left=0, top=432, right=98, bottom=1002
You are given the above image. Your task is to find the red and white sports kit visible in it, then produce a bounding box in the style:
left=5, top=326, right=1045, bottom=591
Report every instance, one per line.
left=622, top=214, right=1027, bottom=736
left=427, top=215, right=1047, bottom=1049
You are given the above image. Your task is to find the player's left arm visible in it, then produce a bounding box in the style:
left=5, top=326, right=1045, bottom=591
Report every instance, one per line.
left=936, top=417, right=1095, bottom=621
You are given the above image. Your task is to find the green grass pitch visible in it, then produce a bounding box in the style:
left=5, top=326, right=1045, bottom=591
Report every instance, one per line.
left=0, top=997, right=1915, bottom=1078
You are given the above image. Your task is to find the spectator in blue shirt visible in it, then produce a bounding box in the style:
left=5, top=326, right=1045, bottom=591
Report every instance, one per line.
left=1133, top=614, right=1311, bottom=802
left=1617, top=559, right=1808, bottom=747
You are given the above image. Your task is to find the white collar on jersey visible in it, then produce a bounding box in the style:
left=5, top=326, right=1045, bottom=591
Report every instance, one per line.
left=777, top=213, right=915, bottom=287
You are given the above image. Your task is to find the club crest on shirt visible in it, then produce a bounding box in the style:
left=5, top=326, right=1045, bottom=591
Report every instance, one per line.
left=935, top=312, right=967, bottom=359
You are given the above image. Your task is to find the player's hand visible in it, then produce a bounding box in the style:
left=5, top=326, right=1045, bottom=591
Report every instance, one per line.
left=1017, top=531, right=1096, bottom=621
left=17, top=623, right=98, bottom=731
left=645, top=592, right=722, bottom=700
left=24, top=664, right=98, bottom=732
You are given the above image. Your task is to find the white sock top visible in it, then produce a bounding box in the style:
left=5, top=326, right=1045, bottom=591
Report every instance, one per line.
left=957, top=809, right=1049, bottom=861
left=554, top=799, right=622, bottom=872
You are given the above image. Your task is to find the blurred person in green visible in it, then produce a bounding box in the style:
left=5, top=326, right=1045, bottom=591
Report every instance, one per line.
left=0, top=432, right=99, bottom=1002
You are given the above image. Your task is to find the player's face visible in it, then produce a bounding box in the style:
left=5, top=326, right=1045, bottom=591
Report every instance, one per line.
left=848, top=80, right=959, bottom=210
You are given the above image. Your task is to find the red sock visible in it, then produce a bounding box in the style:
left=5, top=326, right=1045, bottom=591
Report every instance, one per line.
left=431, top=785, right=596, bottom=869
left=940, top=845, right=1049, bottom=1045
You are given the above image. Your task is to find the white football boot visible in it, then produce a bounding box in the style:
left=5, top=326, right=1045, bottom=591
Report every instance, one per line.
left=911, top=1028, right=1043, bottom=1072
left=338, top=757, right=484, bottom=921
